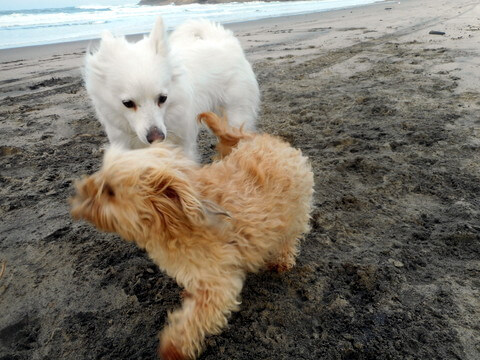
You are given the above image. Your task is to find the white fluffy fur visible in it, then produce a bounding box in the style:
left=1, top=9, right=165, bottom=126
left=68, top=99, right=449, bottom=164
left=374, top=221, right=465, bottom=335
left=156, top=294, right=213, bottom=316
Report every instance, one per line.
left=84, top=17, right=260, bottom=160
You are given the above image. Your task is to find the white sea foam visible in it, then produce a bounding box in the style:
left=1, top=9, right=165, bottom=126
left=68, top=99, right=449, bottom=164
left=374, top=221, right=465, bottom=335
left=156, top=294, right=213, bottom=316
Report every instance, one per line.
left=0, top=0, right=378, bottom=49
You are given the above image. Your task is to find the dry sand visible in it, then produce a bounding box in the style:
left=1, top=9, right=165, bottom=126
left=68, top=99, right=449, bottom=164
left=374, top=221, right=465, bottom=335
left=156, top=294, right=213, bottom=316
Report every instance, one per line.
left=1, top=0, right=480, bottom=359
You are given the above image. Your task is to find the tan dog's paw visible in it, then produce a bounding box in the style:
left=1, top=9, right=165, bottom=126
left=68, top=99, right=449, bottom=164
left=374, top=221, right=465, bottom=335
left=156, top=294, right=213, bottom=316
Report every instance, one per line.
left=158, top=340, right=186, bottom=360
left=180, top=289, right=192, bottom=300
left=266, top=262, right=293, bottom=273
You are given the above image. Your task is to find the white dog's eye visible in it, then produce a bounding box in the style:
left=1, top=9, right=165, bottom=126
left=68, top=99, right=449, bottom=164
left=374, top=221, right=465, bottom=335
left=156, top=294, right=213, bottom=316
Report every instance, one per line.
left=122, top=100, right=136, bottom=109
left=157, top=95, right=167, bottom=106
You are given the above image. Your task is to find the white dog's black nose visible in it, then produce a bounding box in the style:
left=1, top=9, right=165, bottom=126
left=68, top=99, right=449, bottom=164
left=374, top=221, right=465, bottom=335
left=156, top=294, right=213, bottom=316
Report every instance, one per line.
left=147, top=127, right=165, bottom=143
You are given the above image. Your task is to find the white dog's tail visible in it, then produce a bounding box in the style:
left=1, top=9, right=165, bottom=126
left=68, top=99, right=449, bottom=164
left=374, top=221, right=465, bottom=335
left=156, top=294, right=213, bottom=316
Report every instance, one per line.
left=198, top=112, right=252, bottom=158
left=171, top=19, right=235, bottom=42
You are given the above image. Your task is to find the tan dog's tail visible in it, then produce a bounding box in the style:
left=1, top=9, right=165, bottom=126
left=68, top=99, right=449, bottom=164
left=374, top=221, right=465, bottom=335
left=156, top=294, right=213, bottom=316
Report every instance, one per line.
left=198, top=112, right=251, bottom=158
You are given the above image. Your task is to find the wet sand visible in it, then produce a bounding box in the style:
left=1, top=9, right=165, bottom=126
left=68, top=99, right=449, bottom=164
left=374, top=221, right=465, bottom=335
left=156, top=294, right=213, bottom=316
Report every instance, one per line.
left=1, top=0, right=479, bottom=359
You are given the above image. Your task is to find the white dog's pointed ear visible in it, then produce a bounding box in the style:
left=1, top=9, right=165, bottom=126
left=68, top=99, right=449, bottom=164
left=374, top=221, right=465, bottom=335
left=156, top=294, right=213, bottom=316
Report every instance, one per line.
left=101, top=30, right=115, bottom=42
left=87, top=31, right=114, bottom=56
left=94, top=30, right=116, bottom=55
left=150, top=17, right=168, bottom=54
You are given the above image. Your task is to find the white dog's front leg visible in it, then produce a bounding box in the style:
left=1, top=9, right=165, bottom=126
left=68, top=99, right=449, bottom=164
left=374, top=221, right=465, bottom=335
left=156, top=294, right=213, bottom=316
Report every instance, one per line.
left=182, top=117, right=199, bottom=162
left=224, top=105, right=257, bottom=132
left=183, top=142, right=198, bottom=163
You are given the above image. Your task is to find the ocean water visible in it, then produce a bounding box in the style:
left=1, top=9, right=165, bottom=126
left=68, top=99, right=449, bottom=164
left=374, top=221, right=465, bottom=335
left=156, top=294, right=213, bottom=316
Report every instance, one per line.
left=0, top=0, right=378, bottom=49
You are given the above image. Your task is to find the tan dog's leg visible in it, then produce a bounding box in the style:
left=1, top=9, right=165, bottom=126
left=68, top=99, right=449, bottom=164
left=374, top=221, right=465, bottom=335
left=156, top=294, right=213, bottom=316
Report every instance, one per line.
left=158, top=275, right=244, bottom=360
left=267, top=236, right=300, bottom=273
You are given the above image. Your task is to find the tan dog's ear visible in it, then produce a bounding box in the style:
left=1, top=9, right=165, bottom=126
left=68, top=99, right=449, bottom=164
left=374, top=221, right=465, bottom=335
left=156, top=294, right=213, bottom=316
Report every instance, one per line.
left=146, top=169, right=205, bottom=227
left=145, top=169, right=231, bottom=230
left=165, top=179, right=204, bottom=226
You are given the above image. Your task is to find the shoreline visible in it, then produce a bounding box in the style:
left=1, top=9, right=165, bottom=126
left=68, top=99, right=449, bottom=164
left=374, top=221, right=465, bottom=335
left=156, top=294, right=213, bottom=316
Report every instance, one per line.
left=0, top=0, right=389, bottom=62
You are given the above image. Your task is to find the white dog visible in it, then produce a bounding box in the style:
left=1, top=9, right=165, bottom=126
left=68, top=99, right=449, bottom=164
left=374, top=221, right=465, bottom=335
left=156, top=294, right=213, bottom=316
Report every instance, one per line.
left=84, top=17, right=260, bottom=160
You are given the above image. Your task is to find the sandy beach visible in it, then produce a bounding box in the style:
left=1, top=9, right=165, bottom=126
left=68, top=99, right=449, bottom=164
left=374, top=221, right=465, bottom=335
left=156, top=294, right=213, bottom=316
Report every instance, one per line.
left=1, top=0, right=479, bottom=359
